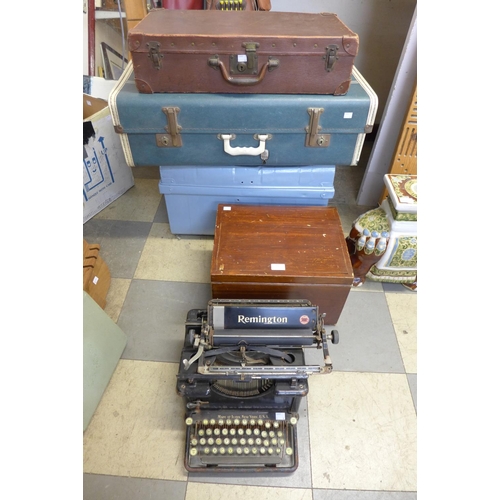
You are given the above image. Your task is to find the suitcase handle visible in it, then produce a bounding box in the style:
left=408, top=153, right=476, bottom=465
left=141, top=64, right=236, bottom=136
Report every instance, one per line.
left=208, top=56, right=279, bottom=86
left=219, top=134, right=270, bottom=156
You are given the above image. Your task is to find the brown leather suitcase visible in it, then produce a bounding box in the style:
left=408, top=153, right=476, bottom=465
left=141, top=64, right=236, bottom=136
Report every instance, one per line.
left=128, top=9, right=358, bottom=95
left=210, top=205, right=354, bottom=325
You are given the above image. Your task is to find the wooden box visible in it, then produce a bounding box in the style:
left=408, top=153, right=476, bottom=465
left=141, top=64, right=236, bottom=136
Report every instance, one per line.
left=210, top=205, right=353, bottom=325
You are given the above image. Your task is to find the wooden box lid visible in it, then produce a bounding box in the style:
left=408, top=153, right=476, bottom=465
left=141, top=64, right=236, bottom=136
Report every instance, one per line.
left=211, top=205, right=353, bottom=285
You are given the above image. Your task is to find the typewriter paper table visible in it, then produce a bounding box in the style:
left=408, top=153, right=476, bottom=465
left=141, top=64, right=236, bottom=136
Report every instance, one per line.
left=210, top=205, right=353, bottom=325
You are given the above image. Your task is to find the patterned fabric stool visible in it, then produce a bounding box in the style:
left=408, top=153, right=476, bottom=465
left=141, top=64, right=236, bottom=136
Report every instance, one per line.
left=346, top=174, right=417, bottom=290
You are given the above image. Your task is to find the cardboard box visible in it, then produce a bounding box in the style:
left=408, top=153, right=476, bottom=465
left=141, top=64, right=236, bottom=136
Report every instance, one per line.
left=83, top=94, right=134, bottom=223
left=83, top=240, right=111, bottom=309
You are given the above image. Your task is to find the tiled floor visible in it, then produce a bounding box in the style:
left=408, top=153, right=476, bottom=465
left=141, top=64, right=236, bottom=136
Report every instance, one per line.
left=83, top=160, right=417, bottom=500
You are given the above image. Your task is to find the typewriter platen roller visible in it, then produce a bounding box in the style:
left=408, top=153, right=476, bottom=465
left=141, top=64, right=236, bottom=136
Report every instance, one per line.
left=176, top=299, right=338, bottom=473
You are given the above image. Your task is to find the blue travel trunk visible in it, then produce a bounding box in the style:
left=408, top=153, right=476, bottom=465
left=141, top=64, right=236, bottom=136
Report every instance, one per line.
left=109, top=63, right=377, bottom=168
left=158, top=165, right=335, bottom=235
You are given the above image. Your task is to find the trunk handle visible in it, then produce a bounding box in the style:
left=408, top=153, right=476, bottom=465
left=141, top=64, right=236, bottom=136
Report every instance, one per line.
left=208, top=55, right=279, bottom=85
left=218, top=134, right=270, bottom=156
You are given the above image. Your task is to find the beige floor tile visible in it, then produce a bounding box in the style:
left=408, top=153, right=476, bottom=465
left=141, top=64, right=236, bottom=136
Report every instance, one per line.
left=385, top=294, right=417, bottom=374
left=134, top=223, right=214, bottom=283
left=308, top=372, right=417, bottom=491
left=104, top=278, right=131, bottom=323
left=93, top=178, right=162, bottom=222
left=83, top=359, right=188, bottom=482
left=186, top=482, right=312, bottom=500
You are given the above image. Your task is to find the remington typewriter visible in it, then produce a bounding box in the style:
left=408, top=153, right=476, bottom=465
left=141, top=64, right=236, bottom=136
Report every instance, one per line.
left=176, top=299, right=339, bottom=473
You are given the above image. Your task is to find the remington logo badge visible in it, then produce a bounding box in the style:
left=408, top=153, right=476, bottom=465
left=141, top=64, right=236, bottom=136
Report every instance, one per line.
left=237, top=315, right=288, bottom=324
left=223, top=306, right=315, bottom=329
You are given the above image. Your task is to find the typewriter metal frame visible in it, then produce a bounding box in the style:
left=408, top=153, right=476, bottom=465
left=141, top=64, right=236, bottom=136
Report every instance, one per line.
left=176, top=299, right=338, bottom=473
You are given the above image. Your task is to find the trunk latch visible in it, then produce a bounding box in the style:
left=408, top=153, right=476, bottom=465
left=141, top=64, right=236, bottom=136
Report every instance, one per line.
left=147, top=42, right=163, bottom=70
left=324, top=44, right=339, bottom=72
left=156, top=107, right=182, bottom=148
left=305, top=108, right=331, bottom=148
left=229, top=42, right=260, bottom=75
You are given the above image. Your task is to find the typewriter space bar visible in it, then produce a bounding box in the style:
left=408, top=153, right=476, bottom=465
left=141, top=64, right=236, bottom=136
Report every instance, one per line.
left=200, top=455, right=284, bottom=466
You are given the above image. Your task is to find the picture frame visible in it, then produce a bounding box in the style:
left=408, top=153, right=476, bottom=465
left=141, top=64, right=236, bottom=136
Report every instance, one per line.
left=100, top=42, right=128, bottom=80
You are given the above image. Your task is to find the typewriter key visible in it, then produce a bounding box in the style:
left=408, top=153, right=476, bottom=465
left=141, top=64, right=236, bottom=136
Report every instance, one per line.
left=257, top=419, right=264, bottom=426
left=222, top=428, right=228, bottom=435
left=259, top=447, right=266, bottom=454
left=269, top=431, right=275, bottom=437
left=234, top=419, right=240, bottom=425
left=273, top=421, right=280, bottom=428
left=199, top=438, right=206, bottom=445
left=215, top=438, right=222, bottom=445
left=189, top=448, right=197, bottom=456
left=250, top=419, right=256, bottom=425
left=276, top=448, right=281, bottom=455
left=210, top=419, right=216, bottom=425
left=238, top=428, right=244, bottom=435
left=202, top=419, right=209, bottom=426
left=227, top=447, right=234, bottom=454
left=203, top=447, right=210, bottom=454
left=190, top=438, right=198, bottom=446
left=212, top=447, right=218, bottom=454
left=271, top=438, right=277, bottom=445
left=290, top=417, right=298, bottom=425
left=255, top=438, right=262, bottom=445
left=185, top=418, right=193, bottom=426
left=208, top=438, right=214, bottom=445
left=226, top=419, right=232, bottom=426
left=214, top=428, right=220, bottom=435
left=247, top=438, right=254, bottom=445
left=198, top=429, right=205, bottom=436
left=265, top=422, right=271, bottom=429
left=267, top=447, right=274, bottom=455
left=239, top=438, right=246, bottom=445
left=229, top=428, right=236, bottom=436
left=243, top=447, right=250, bottom=455
left=223, top=438, right=230, bottom=445
left=219, top=447, right=225, bottom=454
left=236, top=447, right=242, bottom=455
left=253, top=428, right=260, bottom=436
left=245, top=428, right=252, bottom=436
left=206, top=428, right=212, bottom=436
left=261, top=431, right=268, bottom=438
left=263, top=439, right=269, bottom=447
left=218, top=419, right=224, bottom=426
left=286, top=447, right=293, bottom=455
left=231, top=438, right=238, bottom=445
left=252, top=447, right=258, bottom=455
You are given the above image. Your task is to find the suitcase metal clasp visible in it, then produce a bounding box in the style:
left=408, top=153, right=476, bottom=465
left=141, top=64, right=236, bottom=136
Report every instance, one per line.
left=305, top=108, right=331, bottom=148
left=147, top=42, right=163, bottom=70
left=156, top=107, right=182, bottom=148
left=324, top=45, right=339, bottom=72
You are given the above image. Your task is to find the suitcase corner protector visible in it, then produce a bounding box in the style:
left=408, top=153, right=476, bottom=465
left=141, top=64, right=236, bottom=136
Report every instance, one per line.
left=333, top=80, right=351, bottom=96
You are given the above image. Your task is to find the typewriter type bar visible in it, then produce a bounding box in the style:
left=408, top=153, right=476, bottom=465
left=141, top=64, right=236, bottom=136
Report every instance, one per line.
left=184, top=410, right=298, bottom=473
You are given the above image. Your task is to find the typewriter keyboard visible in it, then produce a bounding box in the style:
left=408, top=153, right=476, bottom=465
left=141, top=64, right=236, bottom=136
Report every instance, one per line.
left=184, top=412, right=298, bottom=470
